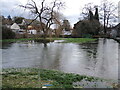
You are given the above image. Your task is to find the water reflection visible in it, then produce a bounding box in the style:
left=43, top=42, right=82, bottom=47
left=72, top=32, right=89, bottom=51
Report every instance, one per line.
left=2, top=42, right=14, bottom=49
left=2, top=38, right=119, bottom=81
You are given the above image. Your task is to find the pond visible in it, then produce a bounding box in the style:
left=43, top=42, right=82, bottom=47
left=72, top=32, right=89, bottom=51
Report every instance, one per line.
left=2, top=38, right=119, bottom=82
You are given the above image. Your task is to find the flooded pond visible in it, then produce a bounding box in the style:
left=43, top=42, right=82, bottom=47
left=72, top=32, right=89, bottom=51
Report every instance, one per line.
left=2, top=38, right=119, bottom=81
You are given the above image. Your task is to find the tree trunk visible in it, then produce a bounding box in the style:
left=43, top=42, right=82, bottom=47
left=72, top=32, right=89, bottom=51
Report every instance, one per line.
left=104, top=11, right=106, bottom=34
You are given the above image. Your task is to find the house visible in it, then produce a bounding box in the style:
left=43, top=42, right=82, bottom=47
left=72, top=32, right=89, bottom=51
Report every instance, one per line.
left=110, top=23, right=120, bottom=37
left=21, top=19, right=40, bottom=26
left=11, top=23, right=26, bottom=34
left=61, top=29, right=72, bottom=36
left=114, top=23, right=120, bottom=37
left=11, top=23, right=20, bottom=33
left=10, top=19, right=41, bottom=35
left=21, top=19, right=45, bottom=35
left=27, top=25, right=37, bottom=34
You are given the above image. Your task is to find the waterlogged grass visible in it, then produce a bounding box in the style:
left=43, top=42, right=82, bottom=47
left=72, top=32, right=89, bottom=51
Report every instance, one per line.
left=2, top=68, right=116, bottom=88
left=1, top=38, right=97, bottom=43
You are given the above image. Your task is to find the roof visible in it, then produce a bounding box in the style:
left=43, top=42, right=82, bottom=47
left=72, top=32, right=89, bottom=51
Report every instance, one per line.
left=22, top=19, right=40, bottom=25
left=114, top=23, right=120, bottom=29
left=19, top=25, right=27, bottom=29
left=11, top=23, right=20, bottom=30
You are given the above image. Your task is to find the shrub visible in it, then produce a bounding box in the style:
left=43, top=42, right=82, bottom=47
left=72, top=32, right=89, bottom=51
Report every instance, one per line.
left=2, top=26, right=16, bottom=39
left=73, top=20, right=101, bottom=37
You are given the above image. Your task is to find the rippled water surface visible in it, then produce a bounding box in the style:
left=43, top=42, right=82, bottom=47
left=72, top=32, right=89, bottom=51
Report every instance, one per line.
left=2, top=38, right=119, bottom=81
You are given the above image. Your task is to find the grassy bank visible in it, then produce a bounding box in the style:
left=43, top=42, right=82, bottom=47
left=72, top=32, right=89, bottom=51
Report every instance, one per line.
left=60, top=38, right=97, bottom=43
left=1, top=38, right=35, bottom=42
left=2, top=68, right=116, bottom=88
left=1, top=38, right=97, bottom=43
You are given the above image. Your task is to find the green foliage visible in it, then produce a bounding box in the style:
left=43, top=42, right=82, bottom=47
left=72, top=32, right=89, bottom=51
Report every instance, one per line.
left=62, top=38, right=96, bottom=43
left=1, top=38, right=34, bottom=42
left=62, top=19, right=71, bottom=31
left=73, top=20, right=101, bottom=37
left=14, top=17, right=24, bottom=24
left=1, top=38, right=96, bottom=43
left=73, top=7, right=100, bottom=37
left=2, top=68, right=101, bottom=88
left=34, top=38, right=54, bottom=43
left=2, top=26, right=16, bottom=39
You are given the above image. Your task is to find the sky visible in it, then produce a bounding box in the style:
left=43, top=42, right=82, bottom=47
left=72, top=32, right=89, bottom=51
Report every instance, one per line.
left=0, top=0, right=119, bottom=27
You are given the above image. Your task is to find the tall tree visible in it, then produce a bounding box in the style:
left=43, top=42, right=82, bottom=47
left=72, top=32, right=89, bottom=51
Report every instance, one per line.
left=20, top=0, right=65, bottom=39
left=89, top=10, right=94, bottom=21
left=94, top=7, right=99, bottom=21
left=81, top=3, right=95, bottom=20
left=100, top=0, right=118, bottom=34
left=62, top=19, right=71, bottom=31
left=53, top=12, right=65, bottom=37
left=81, top=1, right=117, bottom=34
left=7, top=15, right=12, bottom=20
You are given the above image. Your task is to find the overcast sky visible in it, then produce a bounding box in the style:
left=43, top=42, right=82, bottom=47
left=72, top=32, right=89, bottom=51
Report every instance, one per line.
left=0, top=0, right=119, bottom=26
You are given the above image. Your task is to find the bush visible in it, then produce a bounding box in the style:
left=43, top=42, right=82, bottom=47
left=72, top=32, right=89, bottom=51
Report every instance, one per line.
left=2, top=26, right=16, bottom=39
left=73, top=20, right=102, bottom=37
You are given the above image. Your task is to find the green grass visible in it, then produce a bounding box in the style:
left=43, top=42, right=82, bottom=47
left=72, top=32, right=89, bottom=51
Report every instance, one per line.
left=2, top=68, right=115, bottom=88
left=1, top=38, right=35, bottom=42
left=1, top=38, right=97, bottom=43
left=61, top=38, right=97, bottom=43
left=37, top=38, right=97, bottom=43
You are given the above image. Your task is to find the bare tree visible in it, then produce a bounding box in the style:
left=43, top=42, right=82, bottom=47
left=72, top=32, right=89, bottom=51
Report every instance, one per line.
left=80, top=1, right=118, bottom=34
left=53, top=11, right=64, bottom=37
left=100, top=0, right=118, bottom=34
left=80, top=3, right=95, bottom=20
left=20, top=0, right=65, bottom=39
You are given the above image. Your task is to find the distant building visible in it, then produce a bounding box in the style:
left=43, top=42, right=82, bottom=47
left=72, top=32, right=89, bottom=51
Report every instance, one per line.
left=11, top=23, right=26, bottom=34
left=11, top=23, right=20, bottom=33
left=114, top=23, right=120, bottom=37
left=109, top=23, right=120, bottom=37
left=21, top=19, right=40, bottom=26
left=27, top=26, right=37, bottom=34
left=61, top=29, right=72, bottom=36
left=21, top=19, right=45, bottom=35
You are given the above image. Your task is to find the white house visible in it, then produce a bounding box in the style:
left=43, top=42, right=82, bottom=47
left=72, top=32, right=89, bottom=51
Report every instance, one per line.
left=27, top=25, right=37, bottom=35
left=61, top=29, right=72, bottom=35
left=11, top=23, right=26, bottom=34
left=28, top=29, right=37, bottom=34
left=11, top=23, right=20, bottom=33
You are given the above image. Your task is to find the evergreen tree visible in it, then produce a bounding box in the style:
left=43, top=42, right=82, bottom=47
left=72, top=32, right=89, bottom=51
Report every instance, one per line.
left=89, top=10, right=94, bottom=21
left=94, top=7, right=99, bottom=21
left=7, top=15, right=12, bottom=20
left=62, top=20, right=71, bottom=31
left=14, top=17, right=24, bottom=24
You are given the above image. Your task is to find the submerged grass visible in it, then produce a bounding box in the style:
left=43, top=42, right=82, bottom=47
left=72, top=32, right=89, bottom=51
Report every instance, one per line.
left=2, top=68, right=114, bottom=88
